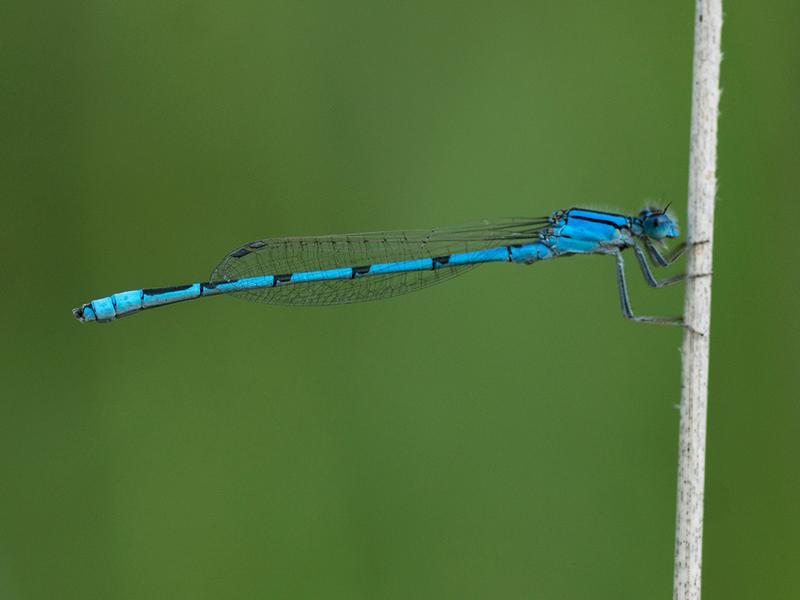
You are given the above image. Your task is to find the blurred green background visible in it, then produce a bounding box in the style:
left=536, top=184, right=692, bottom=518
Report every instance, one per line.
left=2, top=1, right=798, bottom=598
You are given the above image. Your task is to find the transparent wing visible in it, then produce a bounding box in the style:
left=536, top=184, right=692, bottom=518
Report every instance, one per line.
left=210, top=217, right=549, bottom=306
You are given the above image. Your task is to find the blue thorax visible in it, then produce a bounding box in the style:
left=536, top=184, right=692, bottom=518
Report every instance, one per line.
left=549, top=207, right=679, bottom=246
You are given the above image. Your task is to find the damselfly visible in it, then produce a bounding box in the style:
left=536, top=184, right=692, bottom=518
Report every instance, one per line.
left=73, top=206, right=687, bottom=325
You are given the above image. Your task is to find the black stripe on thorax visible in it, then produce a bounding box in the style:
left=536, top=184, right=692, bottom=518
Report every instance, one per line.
left=569, top=214, right=625, bottom=229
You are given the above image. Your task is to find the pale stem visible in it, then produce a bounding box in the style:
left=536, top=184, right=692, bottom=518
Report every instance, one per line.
left=673, top=1, right=723, bottom=599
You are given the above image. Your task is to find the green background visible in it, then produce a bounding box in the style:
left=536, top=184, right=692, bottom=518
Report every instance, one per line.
left=2, top=2, right=798, bottom=598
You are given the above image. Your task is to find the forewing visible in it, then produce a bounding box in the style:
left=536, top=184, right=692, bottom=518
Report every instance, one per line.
left=210, top=217, right=547, bottom=306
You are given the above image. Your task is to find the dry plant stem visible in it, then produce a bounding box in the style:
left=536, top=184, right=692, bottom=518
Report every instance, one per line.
left=674, top=1, right=722, bottom=599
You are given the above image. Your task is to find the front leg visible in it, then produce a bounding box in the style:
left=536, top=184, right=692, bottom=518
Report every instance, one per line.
left=613, top=250, right=683, bottom=325
left=644, top=239, right=687, bottom=267
left=633, top=243, right=685, bottom=288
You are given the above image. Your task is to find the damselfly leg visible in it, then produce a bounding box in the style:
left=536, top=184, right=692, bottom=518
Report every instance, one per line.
left=633, top=243, right=686, bottom=288
left=613, top=249, right=683, bottom=326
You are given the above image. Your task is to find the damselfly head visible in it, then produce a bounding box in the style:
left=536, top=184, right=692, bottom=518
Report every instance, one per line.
left=639, top=207, right=679, bottom=240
